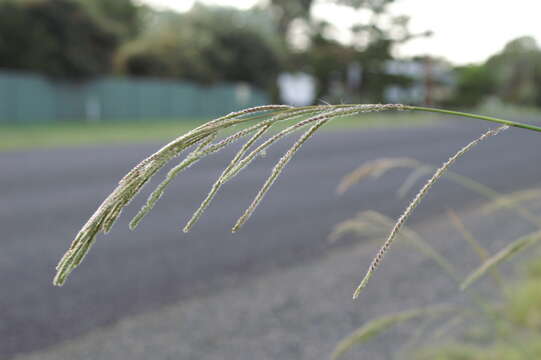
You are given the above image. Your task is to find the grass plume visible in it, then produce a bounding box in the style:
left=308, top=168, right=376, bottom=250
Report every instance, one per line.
left=54, top=103, right=540, bottom=286
left=54, top=104, right=406, bottom=285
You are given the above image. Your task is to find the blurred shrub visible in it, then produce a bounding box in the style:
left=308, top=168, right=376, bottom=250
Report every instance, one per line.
left=114, top=4, right=283, bottom=89
left=446, top=36, right=541, bottom=108
left=446, top=65, right=495, bottom=108
left=76, top=0, right=144, bottom=40
left=486, top=36, right=541, bottom=107
left=0, top=0, right=117, bottom=78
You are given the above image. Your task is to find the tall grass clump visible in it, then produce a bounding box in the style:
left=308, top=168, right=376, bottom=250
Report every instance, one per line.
left=53, top=103, right=541, bottom=293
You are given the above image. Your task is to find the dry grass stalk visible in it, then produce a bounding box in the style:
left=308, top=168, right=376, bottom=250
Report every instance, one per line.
left=353, top=125, right=509, bottom=299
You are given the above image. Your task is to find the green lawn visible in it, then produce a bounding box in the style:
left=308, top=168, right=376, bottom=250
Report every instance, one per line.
left=0, top=112, right=434, bottom=152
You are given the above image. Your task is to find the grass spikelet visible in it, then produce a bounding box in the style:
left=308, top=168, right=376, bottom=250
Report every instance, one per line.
left=353, top=125, right=509, bottom=299
left=223, top=106, right=376, bottom=184
left=130, top=108, right=324, bottom=231
left=52, top=104, right=373, bottom=285
left=182, top=107, right=335, bottom=232
left=460, top=230, right=541, bottom=291
left=330, top=305, right=453, bottom=360
left=183, top=124, right=273, bottom=232
left=130, top=133, right=218, bottom=229
left=53, top=105, right=297, bottom=285
left=232, top=118, right=329, bottom=232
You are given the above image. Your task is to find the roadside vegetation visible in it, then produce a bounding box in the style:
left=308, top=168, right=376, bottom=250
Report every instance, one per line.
left=417, top=255, right=541, bottom=359
left=329, top=155, right=541, bottom=359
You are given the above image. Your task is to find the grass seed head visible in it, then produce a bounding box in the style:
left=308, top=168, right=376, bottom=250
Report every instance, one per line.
left=353, top=125, right=509, bottom=299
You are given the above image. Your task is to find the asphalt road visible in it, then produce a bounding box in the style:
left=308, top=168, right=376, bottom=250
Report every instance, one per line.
left=1, top=119, right=540, bottom=359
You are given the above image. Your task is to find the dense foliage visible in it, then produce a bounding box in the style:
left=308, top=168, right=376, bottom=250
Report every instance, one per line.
left=0, top=0, right=411, bottom=99
left=0, top=0, right=540, bottom=107
left=448, top=36, right=541, bottom=108
left=0, top=0, right=117, bottom=78
left=114, top=5, right=282, bottom=88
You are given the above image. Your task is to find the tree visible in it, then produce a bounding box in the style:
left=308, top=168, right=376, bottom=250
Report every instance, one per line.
left=268, top=0, right=314, bottom=39
left=0, top=0, right=117, bottom=78
left=485, top=36, right=541, bottom=106
left=446, top=64, right=495, bottom=108
left=76, top=0, right=144, bottom=39
left=266, top=0, right=400, bottom=45
left=446, top=36, right=541, bottom=108
left=115, top=4, right=282, bottom=89
left=266, top=0, right=423, bottom=102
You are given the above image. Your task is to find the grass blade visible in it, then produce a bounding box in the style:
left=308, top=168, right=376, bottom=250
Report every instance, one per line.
left=330, top=305, right=453, bottom=360
left=461, top=230, right=541, bottom=290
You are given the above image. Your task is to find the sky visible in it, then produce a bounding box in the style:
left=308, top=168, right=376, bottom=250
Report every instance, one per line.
left=140, top=0, right=541, bottom=65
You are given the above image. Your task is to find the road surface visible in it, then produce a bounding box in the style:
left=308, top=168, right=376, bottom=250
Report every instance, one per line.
left=1, top=119, right=540, bottom=358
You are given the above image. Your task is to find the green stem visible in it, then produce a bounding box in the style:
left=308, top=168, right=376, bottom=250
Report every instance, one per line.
left=409, top=106, right=541, bottom=133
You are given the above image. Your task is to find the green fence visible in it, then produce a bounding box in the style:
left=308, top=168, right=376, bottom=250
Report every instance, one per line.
left=0, top=71, right=269, bottom=124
